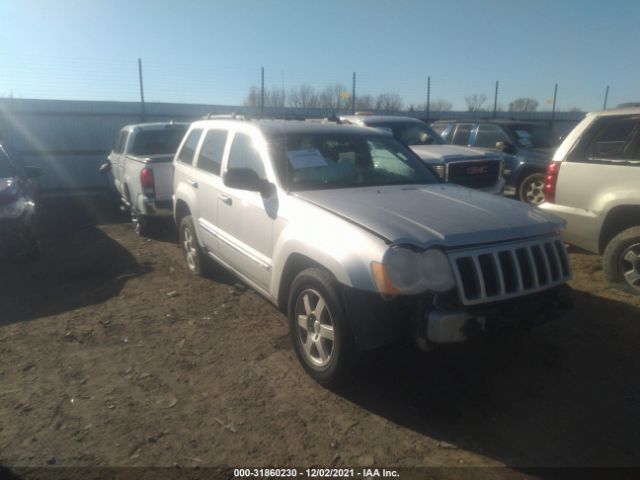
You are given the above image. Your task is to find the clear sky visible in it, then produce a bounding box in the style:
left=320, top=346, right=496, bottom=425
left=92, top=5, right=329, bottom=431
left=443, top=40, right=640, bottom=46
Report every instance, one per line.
left=0, top=0, right=638, bottom=111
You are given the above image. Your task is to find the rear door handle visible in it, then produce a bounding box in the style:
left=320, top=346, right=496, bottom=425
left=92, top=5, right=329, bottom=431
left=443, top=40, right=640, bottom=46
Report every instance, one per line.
left=187, top=179, right=198, bottom=188
left=218, top=194, right=232, bottom=205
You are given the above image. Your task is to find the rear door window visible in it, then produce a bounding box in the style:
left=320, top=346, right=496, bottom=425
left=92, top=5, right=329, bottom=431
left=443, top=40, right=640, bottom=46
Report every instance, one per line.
left=176, top=129, right=203, bottom=165
left=451, top=124, right=472, bottom=145
left=115, top=131, right=128, bottom=153
left=196, top=129, right=228, bottom=176
left=474, top=124, right=511, bottom=149
left=584, top=117, right=640, bottom=160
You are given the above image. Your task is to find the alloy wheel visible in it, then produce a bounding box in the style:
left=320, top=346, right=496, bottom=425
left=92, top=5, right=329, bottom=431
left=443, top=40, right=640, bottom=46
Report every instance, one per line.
left=295, top=288, right=335, bottom=368
left=620, top=243, right=640, bottom=292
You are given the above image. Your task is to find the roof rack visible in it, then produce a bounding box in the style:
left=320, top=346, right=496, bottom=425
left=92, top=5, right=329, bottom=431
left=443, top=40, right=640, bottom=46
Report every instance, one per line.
left=202, top=112, right=247, bottom=120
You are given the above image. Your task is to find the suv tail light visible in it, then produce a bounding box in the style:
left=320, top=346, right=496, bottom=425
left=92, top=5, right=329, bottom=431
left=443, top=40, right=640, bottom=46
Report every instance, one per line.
left=543, top=161, right=561, bottom=203
left=140, top=167, right=155, bottom=197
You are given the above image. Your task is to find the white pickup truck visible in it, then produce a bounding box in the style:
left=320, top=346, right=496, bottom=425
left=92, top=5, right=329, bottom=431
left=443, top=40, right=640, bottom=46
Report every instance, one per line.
left=102, top=122, right=188, bottom=235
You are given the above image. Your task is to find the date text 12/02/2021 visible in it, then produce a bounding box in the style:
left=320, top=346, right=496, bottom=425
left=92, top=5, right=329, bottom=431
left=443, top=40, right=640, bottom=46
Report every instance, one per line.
left=233, top=468, right=400, bottom=478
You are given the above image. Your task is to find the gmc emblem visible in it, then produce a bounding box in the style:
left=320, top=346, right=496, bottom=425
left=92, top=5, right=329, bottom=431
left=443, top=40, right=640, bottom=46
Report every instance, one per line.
left=466, top=165, right=489, bottom=175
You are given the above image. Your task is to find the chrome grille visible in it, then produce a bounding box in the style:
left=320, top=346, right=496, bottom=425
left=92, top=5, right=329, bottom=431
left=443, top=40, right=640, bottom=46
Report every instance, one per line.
left=448, top=236, right=571, bottom=305
left=445, top=159, right=502, bottom=189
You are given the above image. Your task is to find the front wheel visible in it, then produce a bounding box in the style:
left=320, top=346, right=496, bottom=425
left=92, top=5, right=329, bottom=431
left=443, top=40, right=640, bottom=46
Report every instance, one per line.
left=603, top=226, right=640, bottom=295
left=288, top=268, right=356, bottom=387
left=518, top=173, right=546, bottom=205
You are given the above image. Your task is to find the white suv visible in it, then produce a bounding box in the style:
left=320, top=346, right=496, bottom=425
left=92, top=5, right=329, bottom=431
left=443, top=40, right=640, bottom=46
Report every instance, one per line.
left=540, top=107, right=640, bottom=294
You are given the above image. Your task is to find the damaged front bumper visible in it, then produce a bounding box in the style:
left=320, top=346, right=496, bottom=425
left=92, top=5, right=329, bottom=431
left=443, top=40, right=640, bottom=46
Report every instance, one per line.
left=343, top=284, right=572, bottom=351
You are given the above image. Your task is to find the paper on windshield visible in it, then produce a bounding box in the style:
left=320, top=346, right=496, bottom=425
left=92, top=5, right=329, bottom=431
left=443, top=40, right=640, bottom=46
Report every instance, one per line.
left=287, top=149, right=328, bottom=169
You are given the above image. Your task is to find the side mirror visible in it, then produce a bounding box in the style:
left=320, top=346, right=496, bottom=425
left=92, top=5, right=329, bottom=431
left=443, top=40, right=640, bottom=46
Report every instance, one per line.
left=495, top=141, right=517, bottom=155
left=99, top=162, right=112, bottom=174
left=224, top=168, right=273, bottom=197
left=24, top=166, right=44, bottom=179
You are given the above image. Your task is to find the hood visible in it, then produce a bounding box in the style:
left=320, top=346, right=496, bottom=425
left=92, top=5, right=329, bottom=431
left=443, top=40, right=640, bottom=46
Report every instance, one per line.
left=295, top=184, right=563, bottom=248
left=409, top=145, right=500, bottom=163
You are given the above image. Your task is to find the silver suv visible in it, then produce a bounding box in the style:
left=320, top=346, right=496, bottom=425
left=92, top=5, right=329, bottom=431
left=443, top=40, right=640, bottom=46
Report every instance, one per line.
left=540, top=107, right=640, bottom=294
left=173, top=119, right=572, bottom=385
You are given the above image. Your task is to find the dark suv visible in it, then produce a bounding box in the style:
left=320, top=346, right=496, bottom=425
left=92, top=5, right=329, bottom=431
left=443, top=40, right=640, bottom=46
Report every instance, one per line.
left=0, top=143, right=42, bottom=260
left=432, top=120, right=561, bottom=204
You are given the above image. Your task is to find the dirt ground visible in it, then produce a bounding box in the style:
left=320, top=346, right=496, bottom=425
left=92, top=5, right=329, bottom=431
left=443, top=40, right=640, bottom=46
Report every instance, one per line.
left=1, top=198, right=639, bottom=478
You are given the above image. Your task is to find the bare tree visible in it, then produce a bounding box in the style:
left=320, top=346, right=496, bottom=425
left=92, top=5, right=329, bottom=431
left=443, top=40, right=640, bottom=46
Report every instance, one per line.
left=244, top=86, right=261, bottom=107
left=266, top=87, right=286, bottom=108
left=508, top=97, right=539, bottom=112
left=376, top=93, right=403, bottom=112
left=288, top=84, right=318, bottom=108
left=319, top=83, right=349, bottom=110
left=465, top=94, right=487, bottom=112
left=429, top=99, right=453, bottom=112
left=355, top=94, right=374, bottom=110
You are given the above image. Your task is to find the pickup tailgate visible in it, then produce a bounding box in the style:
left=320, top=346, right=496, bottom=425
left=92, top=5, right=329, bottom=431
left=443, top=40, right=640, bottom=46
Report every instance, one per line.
left=144, top=154, right=174, bottom=201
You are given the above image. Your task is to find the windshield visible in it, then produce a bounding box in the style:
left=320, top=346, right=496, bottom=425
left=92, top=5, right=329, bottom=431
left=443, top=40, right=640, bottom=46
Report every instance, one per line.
left=269, top=133, right=438, bottom=191
left=509, top=124, right=559, bottom=149
left=130, top=127, right=187, bottom=155
left=366, top=121, right=445, bottom=146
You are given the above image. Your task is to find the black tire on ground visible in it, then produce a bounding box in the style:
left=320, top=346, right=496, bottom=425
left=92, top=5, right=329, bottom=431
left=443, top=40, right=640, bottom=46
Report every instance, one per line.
left=179, top=215, right=204, bottom=276
left=518, top=172, right=546, bottom=205
left=134, top=214, right=152, bottom=237
left=288, top=267, right=357, bottom=387
left=603, top=226, right=640, bottom=295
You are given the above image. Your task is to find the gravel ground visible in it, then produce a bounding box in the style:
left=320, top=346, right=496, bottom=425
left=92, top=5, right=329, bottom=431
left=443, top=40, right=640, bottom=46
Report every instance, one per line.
left=1, top=200, right=639, bottom=479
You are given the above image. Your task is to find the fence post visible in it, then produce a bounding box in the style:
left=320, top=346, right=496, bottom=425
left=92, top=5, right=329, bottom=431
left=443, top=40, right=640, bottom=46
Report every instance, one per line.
left=351, top=72, right=356, bottom=114
left=603, top=85, right=610, bottom=110
left=138, top=58, right=146, bottom=122
left=493, top=80, right=499, bottom=118
left=426, top=76, right=431, bottom=120
left=550, top=83, right=558, bottom=130
left=261, top=67, right=265, bottom=118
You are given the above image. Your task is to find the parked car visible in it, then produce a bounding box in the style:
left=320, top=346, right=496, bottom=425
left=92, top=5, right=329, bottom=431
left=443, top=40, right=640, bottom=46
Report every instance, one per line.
left=432, top=119, right=561, bottom=204
left=101, top=122, right=188, bottom=235
left=0, top=143, right=43, bottom=260
left=540, top=107, right=640, bottom=294
left=339, top=115, right=505, bottom=194
left=173, top=119, right=572, bottom=385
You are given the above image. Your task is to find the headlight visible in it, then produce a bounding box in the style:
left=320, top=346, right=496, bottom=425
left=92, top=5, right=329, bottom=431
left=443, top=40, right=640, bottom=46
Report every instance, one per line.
left=0, top=197, right=26, bottom=218
left=372, top=246, right=456, bottom=295
left=418, top=249, right=456, bottom=292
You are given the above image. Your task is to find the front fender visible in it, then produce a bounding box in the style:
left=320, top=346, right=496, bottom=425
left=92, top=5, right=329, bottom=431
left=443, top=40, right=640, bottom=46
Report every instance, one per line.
left=270, top=214, right=388, bottom=301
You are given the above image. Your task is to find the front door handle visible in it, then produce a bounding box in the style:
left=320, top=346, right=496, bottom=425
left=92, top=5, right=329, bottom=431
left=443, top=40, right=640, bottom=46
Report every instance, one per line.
left=218, top=194, right=232, bottom=205
left=187, top=179, right=198, bottom=188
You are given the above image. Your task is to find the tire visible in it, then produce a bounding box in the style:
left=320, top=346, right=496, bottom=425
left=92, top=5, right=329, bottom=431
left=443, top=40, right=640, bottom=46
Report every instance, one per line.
left=518, top=173, right=546, bottom=205
left=179, top=215, right=204, bottom=276
left=603, top=226, right=640, bottom=295
left=133, top=214, right=154, bottom=237
left=288, top=267, right=357, bottom=386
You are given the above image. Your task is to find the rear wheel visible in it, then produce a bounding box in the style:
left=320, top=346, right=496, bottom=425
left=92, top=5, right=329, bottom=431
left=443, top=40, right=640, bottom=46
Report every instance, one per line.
left=518, top=173, right=546, bottom=205
left=288, top=268, right=356, bottom=386
left=179, top=215, right=203, bottom=276
left=603, top=226, right=640, bottom=295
